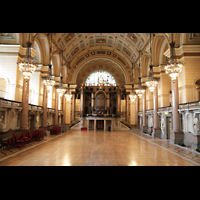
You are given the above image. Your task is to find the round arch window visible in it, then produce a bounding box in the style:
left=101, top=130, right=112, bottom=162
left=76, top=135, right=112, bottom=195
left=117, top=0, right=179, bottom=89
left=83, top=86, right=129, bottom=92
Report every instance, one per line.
left=85, top=71, right=116, bottom=86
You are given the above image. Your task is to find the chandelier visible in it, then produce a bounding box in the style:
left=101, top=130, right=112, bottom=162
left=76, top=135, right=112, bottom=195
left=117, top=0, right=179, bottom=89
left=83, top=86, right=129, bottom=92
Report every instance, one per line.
left=18, top=33, right=37, bottom=79
left=55, top=50, right=66, bottom=96
left=134, top=51, right=146, bottom=98
left=135, top=88, right=145, bottom=98
left=43, top=66, right=55, bottom=88
left=56, top=77, right=66, bottom=95
left=165, top=33, right=184, bottom=80
left=43, top=33, right=55, bottom=88
left=65, top=84, right=72, bottom=101
left=129, top=85, right=137, bottom=102
left=129, top=94, right=137, bottom=102
left=145, top=33, right=158, bottom=92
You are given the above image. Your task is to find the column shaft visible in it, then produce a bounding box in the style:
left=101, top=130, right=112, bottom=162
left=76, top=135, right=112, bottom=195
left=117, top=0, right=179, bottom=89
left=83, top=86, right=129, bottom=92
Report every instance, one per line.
left=20, top=78, right=29, bottom=130
left=42, top=84, right=47, bottom=127
left=153, top=86, right=159, bottom=129
left=172, top=78, right=180, bottom=132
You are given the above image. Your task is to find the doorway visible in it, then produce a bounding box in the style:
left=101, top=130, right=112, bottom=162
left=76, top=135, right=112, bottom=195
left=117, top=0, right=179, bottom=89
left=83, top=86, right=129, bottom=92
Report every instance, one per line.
left=97, top=120, right=104, bottom=130
left=166, top=116, right=171, bottom=139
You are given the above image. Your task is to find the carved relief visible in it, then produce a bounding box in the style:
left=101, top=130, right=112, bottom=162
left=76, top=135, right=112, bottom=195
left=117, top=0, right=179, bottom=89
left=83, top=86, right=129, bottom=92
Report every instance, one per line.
left=35, top=114, right=39, bottom=129
left=148, top=114, right=153, bottom=127
left=193, top=115, right=200, bottom=135
left=161, top=114, right=166, bottom=135
left=0, top=116, right=6, bottom=131
left=127, top=33, right=138, bottom=43
left=64, top=33, right=75, bottom=43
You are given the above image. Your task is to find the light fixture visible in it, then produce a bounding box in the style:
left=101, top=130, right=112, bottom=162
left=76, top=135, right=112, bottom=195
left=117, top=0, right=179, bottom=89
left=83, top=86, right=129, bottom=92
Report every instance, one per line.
left=135, top=88, right=145, bottom=98
left=165, top=33, right=184, bottom=80
left=65, top=84, right=72, bottom=101
left=129, top=94, right=137, bottom=102
left=145, top=33, right=158, bottom=92
left=55, top=50, right=66, bottom=96
left=129, top=85, right=137, bottom=102
left=43, top=33, right=55, bottom=88
left=18, top=33, right=37, bottom=79
left=134, top=51, right=146, bottom=98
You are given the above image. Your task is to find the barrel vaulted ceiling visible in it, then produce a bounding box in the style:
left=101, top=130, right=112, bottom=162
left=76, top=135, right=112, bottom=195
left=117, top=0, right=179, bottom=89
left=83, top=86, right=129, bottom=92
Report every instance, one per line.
left=52, top=33, right=150, bottom=65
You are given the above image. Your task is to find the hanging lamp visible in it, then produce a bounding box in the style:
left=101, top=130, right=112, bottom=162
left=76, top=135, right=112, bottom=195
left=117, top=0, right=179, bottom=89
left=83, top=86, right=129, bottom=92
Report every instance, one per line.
left=129, top=85, right=137, bottom=101
left=65, top=84, right=72, bottom=101
left=55, top=50, right=66, bottom=96
left=134, top=51, right=146, bottom=98
left=17, top=33, right=37, bottom=79
left=65, top=62, right=72, bottom=101
left=129, top=66, right=137, bottom=102
left=165, top=33, right=184, bottom=80
left=43, top=33, right=55, bottom=88
left=145, top=33, right=159, bottom=92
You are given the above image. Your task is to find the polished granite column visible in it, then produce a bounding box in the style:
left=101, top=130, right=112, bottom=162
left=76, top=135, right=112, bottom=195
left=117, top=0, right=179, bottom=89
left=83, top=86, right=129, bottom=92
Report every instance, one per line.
left=142, top=89, right=148, bottom=133
left=170, top=77, right=183, bottom=144
left=152, top=85, right=161, bottom=138
left=42, top=84, right=47, bottom=129
left=20, top=77, right=29, bottom=130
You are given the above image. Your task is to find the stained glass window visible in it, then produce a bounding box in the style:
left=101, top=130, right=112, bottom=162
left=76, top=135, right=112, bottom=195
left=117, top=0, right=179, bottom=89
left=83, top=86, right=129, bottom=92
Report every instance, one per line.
left=85, top=71, right=116, bottom=86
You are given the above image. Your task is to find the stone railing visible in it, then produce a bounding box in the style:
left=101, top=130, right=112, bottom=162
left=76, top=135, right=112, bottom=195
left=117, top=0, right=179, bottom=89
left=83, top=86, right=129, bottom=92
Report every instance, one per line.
left=0, top=98, right=21, bottom=107
left=29, top=104, right=43, bottom=110
left=179, top=100, right=200, bottom=110
left=48, top=108, right=55, bottom=112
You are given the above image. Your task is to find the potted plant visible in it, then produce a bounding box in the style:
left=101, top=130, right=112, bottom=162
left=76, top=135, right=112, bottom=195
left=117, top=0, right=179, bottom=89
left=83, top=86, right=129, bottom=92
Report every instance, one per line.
left=178, top=139, right=186, bottom=147
left=196, top=145, right=200, bottom=153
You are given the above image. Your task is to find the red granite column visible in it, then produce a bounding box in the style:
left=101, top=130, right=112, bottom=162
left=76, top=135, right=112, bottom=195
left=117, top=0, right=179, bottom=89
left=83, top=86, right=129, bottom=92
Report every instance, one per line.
left=170, top=77, right=183, bottom=144
left=126, top=92, right=130, bottom=123
left=135, top=95, right=139, bottom=127
left=172, top=78, right=180, bottom=132
left=152, top=85, right=161, bottom=138
left=20, top=78, right=29, bottom=130
left=71, top=92, right=75, bottom=123
left=42, top=84, right=48, bottom=128
left=54, top=90, right=58, bottom=125
left=142, top=90, right=148, bottom=132
left=153, top=85, right=159, bottom=129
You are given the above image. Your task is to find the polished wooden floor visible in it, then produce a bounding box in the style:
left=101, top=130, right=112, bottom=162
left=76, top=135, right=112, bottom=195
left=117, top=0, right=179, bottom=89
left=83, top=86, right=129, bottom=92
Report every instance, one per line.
left=0, top=130, right=195, bottom=166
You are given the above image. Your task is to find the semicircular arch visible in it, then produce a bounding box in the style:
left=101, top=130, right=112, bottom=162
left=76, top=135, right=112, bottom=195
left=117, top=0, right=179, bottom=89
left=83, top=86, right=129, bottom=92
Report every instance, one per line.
left=75, top=58, right=126, bottom=88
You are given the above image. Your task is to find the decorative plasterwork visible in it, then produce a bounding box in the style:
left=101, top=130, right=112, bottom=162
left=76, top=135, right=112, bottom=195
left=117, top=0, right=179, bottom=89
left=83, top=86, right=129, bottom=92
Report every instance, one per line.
left=52, top=33, right=149, bottom=65
left=74, top=58, right=126, bottom=88
left=164, top=45, right=200, bottom=58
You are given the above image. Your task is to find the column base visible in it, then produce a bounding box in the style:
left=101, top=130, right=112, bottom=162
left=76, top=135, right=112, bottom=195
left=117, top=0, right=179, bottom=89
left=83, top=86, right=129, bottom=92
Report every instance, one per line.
left=184, top=132, right=200, bottom=150
left=148, top=126, right=153, bottom=135
left=152, top=128, right=162, bottom=138
left=170, top=131, right=184, bottom=144
left=20, top=127, right=29, bottom=131
left=40, top=126, right=48, bottom=131
left=132, top=125, right=140, bottom=129
left=141, top=126, right=148, bottom=134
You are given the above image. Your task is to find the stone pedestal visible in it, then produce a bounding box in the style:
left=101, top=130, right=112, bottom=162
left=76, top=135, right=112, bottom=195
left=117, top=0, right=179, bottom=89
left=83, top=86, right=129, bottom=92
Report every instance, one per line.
left=45, top=130, right=50, bottom=136
left=142, top=125, right=148, bottom=133
left=184, top=132, right=200, bottom=150
left=170, top=131, right=184, bottom=144
left=148, top=126, right=153, bottom=134
left=152, top=128, right=162, bottom=138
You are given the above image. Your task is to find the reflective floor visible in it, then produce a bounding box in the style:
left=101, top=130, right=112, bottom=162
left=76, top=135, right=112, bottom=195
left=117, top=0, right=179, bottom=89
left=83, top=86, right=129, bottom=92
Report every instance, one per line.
left=0, top=130, right=196, bottom=166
